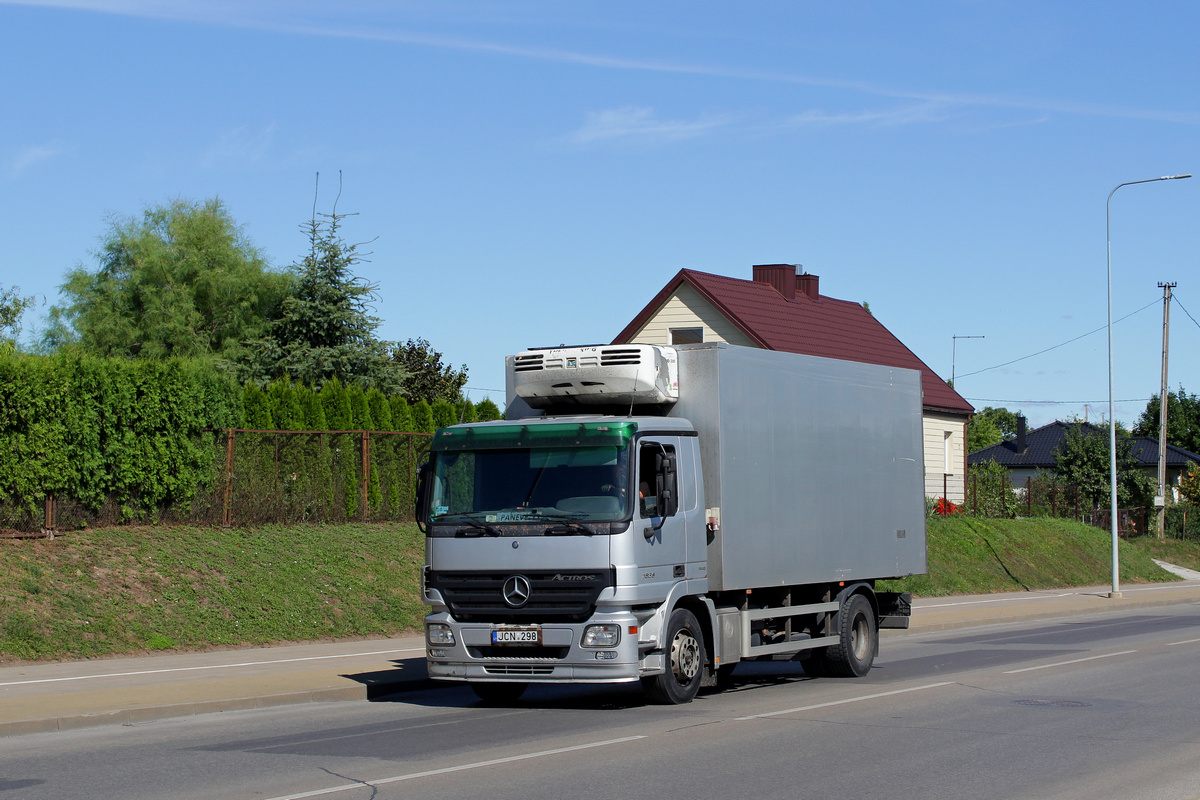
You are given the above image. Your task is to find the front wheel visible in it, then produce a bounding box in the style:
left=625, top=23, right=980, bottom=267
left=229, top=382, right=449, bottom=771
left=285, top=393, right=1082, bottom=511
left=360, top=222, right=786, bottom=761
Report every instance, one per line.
left=643, top=608, right=705, bottom=704
left=824, top=593, right=877, bottom=678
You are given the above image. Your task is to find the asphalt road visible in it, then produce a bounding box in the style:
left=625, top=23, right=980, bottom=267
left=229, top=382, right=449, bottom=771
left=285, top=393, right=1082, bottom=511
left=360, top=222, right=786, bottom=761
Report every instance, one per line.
left=3, top=600, right=1200, bottom=800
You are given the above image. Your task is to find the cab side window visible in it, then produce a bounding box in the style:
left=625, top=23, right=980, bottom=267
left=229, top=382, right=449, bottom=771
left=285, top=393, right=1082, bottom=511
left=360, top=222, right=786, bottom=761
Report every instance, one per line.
left=638, top=443, right=677, bottom=518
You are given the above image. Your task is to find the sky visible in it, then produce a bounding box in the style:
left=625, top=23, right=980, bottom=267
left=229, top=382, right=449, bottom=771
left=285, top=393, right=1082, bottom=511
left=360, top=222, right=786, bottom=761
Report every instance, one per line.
left=3, top=1, right=1199, bottom=431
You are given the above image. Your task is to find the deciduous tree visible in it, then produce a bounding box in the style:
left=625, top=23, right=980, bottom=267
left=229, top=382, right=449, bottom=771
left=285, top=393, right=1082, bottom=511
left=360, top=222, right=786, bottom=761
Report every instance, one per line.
left=45, top=199, right=289, bottom=359
left=392, top=337, right=467, bottom=404
left=1054, top=423, right=1154, bottom=510
left=1134, top=388, right=1200, bottom=456
left=0, top=284, right=35, bottom=349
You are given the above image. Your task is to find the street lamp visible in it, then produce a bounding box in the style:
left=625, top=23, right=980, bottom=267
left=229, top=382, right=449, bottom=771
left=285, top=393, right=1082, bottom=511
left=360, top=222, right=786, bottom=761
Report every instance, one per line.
left=1105, top=173, right=1191, bottom=598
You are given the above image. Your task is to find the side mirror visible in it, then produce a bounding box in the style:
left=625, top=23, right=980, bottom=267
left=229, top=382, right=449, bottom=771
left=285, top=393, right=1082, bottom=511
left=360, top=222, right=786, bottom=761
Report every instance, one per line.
left=655, top=452, right=679, bottom=518
left=414, top=460, right=433, bottom=533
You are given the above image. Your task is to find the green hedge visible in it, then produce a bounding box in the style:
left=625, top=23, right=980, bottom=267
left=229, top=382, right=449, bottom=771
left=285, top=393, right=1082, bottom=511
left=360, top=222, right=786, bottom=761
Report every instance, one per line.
left=0, top=352, right=240, bottom=519
left=0, top=353, right=501, bottom=528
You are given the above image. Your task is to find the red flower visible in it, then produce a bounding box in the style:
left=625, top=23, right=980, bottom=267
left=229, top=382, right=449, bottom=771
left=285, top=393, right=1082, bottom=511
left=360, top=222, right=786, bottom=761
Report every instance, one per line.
left=934, top=497, right=962, bottom=516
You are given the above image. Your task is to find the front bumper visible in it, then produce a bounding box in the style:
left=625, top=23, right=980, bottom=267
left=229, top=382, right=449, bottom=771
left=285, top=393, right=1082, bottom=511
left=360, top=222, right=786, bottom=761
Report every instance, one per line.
left=424, top=610, right=645, bottom=684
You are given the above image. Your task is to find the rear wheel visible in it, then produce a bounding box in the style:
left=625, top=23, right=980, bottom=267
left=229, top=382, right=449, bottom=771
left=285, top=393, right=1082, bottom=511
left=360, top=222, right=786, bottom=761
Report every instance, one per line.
left=824, top=594, right=877, bottom=677
left=471, top=682, right=527, bottom=704
left=643, top=608, right=705, bottom=704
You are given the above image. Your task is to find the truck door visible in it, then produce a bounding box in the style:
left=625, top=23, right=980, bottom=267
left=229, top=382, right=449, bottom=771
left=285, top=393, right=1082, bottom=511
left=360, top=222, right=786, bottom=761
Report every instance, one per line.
left=636, top=438, right=687, bottom=594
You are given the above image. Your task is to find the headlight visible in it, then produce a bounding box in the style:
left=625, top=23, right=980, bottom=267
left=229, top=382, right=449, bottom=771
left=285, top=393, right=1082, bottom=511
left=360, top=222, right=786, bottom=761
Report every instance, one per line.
left=581, top=624, right=621, bottom=648
left=427, top=623, right=455, bottom=646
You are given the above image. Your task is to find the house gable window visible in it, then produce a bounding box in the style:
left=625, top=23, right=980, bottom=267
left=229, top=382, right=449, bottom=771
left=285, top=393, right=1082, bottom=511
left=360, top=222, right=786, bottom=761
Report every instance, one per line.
left=671, top=327, right=703, bottom=345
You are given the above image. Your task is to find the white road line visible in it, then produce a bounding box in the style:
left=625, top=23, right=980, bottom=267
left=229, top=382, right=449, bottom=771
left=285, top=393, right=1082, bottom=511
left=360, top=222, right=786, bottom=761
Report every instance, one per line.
left=260, top=735, right=648, bottom=800
left=0, top=648, right=424, bottom=688
left=917, top=594, right=1076, bottom=609
left=735, top=682, right=955, bottom=720
left=1002, top=650, right=1137, bottom=674
left=1167, top=638, right=1200, bottom=646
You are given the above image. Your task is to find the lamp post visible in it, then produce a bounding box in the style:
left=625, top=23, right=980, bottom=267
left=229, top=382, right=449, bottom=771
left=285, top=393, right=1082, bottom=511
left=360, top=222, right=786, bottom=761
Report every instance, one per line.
left=1105, top=174, right=1191, bottom=598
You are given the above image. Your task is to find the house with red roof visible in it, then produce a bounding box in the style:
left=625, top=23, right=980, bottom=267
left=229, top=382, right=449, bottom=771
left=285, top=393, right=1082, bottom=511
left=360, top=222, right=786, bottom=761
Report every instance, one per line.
left=613, top=264, right=975, bottom=503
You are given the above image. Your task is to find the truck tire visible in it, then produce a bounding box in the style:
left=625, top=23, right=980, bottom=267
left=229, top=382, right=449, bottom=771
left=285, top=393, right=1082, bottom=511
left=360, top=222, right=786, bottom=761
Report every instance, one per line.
left=643, top=608, right=705, bottom=704
left=471, top=682, right=527, bottom=704
left=825, top=593, right=876, bottom=678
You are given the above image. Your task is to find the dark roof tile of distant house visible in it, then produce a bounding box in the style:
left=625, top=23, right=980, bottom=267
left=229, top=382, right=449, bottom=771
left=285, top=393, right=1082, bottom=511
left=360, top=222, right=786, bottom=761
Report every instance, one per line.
left=613, top=267, right=973, bottom=415
left=968, top=420, right=1200, bottom=469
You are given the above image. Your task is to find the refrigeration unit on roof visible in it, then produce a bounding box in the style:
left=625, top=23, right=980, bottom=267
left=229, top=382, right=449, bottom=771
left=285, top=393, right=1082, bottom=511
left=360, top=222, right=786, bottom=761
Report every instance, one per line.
left=509, top=344, right=679, bottom=408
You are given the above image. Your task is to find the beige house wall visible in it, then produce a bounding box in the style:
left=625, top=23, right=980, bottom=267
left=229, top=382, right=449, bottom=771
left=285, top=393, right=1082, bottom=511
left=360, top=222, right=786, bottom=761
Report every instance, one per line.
left=923, top=412, right=967, bottom=504
left=624, top=285, right=758, bottom=348
left=626, top=286, right=969, bottom=504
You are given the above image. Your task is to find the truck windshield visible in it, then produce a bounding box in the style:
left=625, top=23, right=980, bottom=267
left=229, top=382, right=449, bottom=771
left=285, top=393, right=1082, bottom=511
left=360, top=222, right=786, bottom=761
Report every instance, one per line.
left=429, top=444, right=631, bottom=524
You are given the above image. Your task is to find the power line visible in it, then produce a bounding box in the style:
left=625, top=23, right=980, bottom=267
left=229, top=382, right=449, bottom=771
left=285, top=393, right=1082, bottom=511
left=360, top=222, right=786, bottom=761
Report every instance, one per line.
left=1173, top=293, right=1200, bottom=332
left=965, top=397, right=1151, bottom=405
left=955, top=298, right=1159, bottom=380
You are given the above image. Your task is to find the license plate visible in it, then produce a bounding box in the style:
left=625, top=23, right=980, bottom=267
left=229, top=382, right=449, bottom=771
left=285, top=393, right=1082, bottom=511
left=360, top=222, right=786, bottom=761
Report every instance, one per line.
left=492, top=627, right=541, bottom=646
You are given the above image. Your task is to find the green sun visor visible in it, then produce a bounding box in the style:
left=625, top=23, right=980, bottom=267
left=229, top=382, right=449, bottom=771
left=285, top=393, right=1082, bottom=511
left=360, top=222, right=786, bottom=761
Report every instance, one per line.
left=429, top=420, right=638, bottom=452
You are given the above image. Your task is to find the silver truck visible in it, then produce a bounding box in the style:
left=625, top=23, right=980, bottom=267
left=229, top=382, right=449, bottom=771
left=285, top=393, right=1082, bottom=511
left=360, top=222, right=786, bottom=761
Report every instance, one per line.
left=415, top=342, right=926, bottom=704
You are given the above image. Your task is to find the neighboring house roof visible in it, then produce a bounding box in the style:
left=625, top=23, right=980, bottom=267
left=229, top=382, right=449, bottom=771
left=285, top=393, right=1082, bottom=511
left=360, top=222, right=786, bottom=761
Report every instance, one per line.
left=613, top=266, right=973, bottom=416
left=968, top=420, right=1200, bottom=470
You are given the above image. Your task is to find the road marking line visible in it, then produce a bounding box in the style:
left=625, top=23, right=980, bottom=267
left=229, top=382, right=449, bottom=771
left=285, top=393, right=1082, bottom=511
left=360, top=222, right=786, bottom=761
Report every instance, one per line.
left=1003, top=650, right=1137, bottom=674
left=259, top=735, right=648, bottom=800
left=1167, top=638, right=1200, bottom=646
left=736, top=682, right=955, bottom=720
left=0, top=649, right=424, bottom=688
left=918, top=594, right=1076, bottom=609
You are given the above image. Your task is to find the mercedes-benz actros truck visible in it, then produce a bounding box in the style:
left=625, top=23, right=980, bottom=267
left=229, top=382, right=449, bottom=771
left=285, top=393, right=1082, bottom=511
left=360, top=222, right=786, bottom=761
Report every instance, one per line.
left=416, top=342, right=925, bottom=704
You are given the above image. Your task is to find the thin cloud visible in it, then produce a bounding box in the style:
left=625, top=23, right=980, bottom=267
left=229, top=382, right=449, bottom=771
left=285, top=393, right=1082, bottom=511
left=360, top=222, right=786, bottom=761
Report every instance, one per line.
left=8, top=0, right=1200, bottom=126
left=572, top=107, right=732, bottom=144
left=199, top=123, right=277, bottom=170
left=10, top=141, right=72, bottom=173
left=784, top=102, right=955, bottom=129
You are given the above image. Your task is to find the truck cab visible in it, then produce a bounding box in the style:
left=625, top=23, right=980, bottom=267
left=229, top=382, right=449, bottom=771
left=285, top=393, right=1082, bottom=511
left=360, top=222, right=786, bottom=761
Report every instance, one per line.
left=419, top=414, right=710, bottom=703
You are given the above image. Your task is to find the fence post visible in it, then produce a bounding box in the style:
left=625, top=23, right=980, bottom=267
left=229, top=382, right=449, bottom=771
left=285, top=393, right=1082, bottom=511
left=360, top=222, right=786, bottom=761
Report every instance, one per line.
left=1026, top=477, right=1032, bottom=515
left=44, top=493, right=55, bottom=536
left=222, top=429, right=236, bottom=528
left=361, top=431, right=370, bottom=522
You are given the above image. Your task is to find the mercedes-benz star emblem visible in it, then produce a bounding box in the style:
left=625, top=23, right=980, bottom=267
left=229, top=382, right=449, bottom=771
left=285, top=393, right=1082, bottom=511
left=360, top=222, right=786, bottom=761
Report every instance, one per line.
left=502, top=575, right=531, bottom=608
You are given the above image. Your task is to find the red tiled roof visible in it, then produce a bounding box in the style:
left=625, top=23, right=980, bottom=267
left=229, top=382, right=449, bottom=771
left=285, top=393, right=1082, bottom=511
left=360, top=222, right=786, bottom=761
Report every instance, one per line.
left=613, top=268, right=973, bottom=416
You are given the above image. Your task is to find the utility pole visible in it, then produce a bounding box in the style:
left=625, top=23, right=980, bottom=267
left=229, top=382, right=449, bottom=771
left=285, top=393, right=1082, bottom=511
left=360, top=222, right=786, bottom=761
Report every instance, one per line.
left=1157, top=281, right=1176, bottom=538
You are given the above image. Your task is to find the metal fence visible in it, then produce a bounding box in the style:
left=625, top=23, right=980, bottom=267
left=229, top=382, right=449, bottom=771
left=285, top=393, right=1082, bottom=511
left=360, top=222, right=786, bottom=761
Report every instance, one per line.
left=0, top=429, right=432, bottom=535
left=955, top=470, right=1181, bottom=539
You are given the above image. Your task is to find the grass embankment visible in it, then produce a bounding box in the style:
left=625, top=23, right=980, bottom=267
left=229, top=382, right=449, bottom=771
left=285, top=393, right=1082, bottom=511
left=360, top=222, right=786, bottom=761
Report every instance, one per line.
left=0, top=523, right=426, bottom=663
left=2, top=517, right=1198, bottom=663
left=880, top=516, right=1198, bottom=596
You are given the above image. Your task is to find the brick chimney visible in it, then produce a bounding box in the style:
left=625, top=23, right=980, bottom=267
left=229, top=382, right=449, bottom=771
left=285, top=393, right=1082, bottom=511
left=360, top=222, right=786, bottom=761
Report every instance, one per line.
left=752, top=264, right=797, bottom=300
left=1015, top=415, right=1027, bottom=454
left=795, top=272, right=819, bottom=300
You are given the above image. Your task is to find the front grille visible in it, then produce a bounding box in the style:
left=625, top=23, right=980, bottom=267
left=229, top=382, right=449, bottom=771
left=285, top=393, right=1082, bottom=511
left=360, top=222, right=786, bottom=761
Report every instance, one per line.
left=468, top=646, right=570, bottom=659
left=485, top=665, right=555, bottom=676
left=428, top=569, right=615, bottom=623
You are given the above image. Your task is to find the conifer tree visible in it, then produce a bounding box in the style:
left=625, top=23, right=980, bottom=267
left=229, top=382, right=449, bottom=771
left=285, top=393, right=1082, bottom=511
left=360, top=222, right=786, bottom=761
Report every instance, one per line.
left=475, top=398, right=502, bottom=422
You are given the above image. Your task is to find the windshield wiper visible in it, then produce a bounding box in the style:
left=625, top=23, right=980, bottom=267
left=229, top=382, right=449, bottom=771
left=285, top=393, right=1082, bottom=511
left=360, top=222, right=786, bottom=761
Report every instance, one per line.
left=544, top=522, right=597, bottom=536
left=454, top=518, right=503, bottom=537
